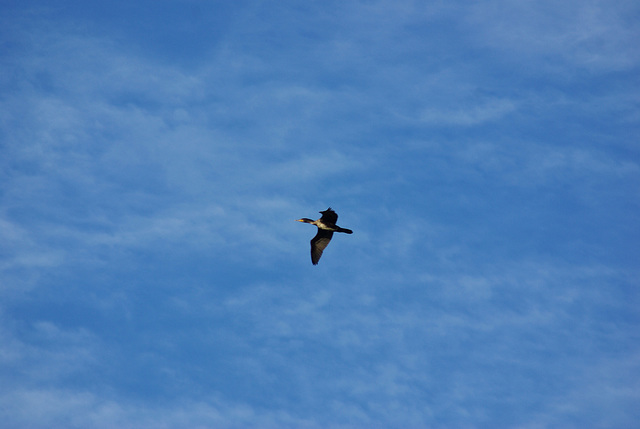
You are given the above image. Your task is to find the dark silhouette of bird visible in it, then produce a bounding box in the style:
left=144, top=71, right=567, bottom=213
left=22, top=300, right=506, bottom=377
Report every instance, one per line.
left=296, top=207, right=353, bottom=265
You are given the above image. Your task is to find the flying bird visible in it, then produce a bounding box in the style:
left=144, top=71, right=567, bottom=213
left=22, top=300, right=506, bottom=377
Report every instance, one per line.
left=296, top=207, right=353, bottom=265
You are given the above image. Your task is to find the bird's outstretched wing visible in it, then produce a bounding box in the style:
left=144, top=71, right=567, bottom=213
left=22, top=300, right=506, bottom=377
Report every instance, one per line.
left=310, top=229, right=334, bottom=265
left=319, top=208, right=338, bottom=224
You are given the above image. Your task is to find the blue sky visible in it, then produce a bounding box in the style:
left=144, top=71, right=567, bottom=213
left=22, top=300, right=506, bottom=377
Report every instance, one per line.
left=1, top=0, right=639, bottom=427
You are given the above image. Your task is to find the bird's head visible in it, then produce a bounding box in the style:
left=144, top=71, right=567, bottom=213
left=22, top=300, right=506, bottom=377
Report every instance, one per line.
left=296, top=218, right=315, bottom=223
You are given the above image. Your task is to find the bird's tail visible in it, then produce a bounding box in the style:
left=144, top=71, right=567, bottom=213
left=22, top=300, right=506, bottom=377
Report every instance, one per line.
left=337, top=227, right=353, bottom=234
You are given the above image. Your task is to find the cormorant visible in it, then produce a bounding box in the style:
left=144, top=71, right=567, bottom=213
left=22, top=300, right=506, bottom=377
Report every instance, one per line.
left=296, top=207, right=353, bottom=265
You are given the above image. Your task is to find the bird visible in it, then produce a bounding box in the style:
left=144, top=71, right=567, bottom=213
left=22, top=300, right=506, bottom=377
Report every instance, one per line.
left=296, top=207, right=353, bottom=265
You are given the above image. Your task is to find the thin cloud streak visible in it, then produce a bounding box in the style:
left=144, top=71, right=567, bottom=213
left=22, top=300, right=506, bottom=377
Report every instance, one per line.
left=419, top=98, right=517, bottom=126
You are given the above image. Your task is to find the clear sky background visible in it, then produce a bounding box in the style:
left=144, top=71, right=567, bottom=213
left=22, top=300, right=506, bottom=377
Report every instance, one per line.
left=1, top=1, right=639, bottom=428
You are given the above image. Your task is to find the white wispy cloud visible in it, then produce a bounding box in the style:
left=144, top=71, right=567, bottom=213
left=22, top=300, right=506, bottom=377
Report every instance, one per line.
left=2, top=388, right=322, bottom=429
left=464, top=0, right=640, bottom=72
left=419, top=98, right=517, bottom=126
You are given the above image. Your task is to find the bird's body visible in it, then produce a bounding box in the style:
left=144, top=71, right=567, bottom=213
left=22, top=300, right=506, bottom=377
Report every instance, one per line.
left=296, top=207, right=353, bottom=265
